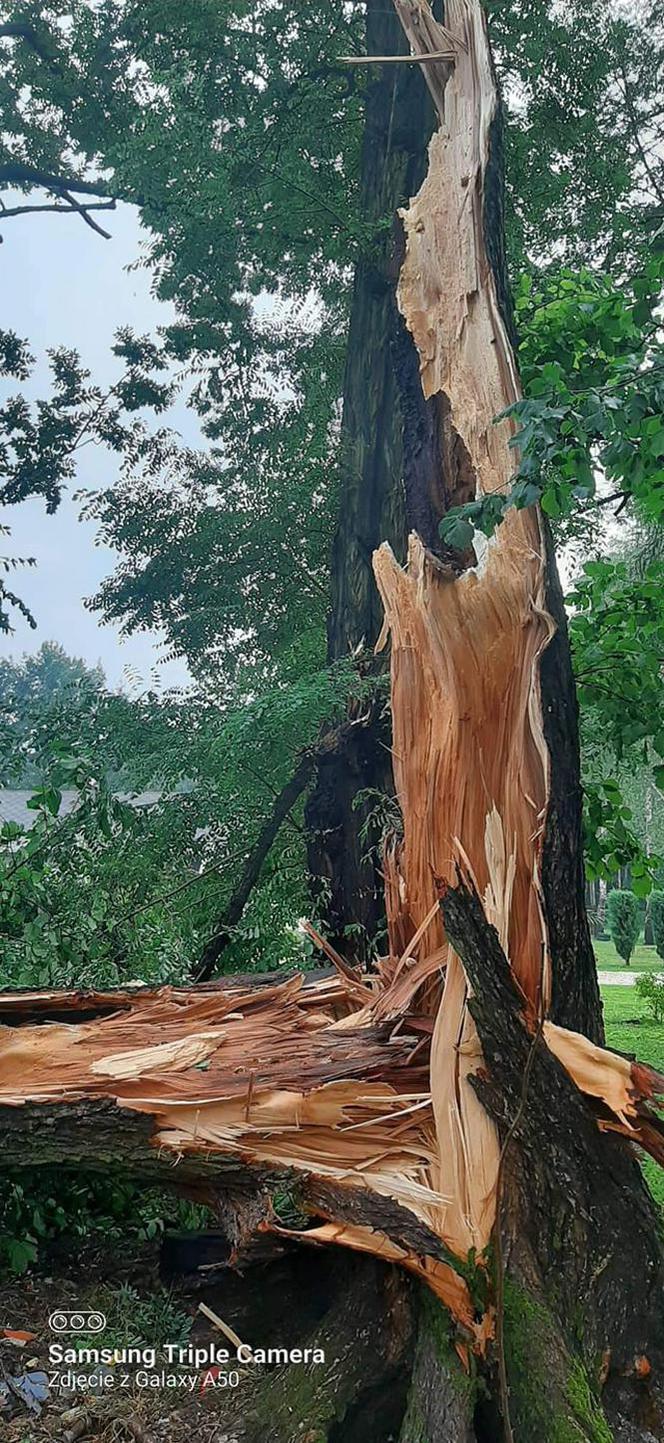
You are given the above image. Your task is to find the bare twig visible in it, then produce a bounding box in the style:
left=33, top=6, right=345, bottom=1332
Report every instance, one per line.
left=198, top=1301, right=248, bottom=1354
left=299, top=918, right=362, bottom=983
left=0, top=200, right=116, bottom=222
left=339, top=50, right=455, bottom=64
left=60, top=188, right=113, bottom=238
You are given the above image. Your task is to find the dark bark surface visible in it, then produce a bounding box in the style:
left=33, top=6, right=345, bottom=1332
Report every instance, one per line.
left=191, top=1252, right=415, bottom=1443
left=442, top=879, right=664, bottom=1441
left=539, top=523, right=605, bottom=1044
left=306, top=0, right=440, bottom=956
left=326, top=3, right=436, bottom=664
left=399, top=1287, right=477, bottom=1443
left=305, top=707, right=392, bottom=959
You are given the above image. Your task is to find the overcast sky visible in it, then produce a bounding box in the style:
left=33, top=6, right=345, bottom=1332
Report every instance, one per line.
left=0, top=199, right=194, bottom=690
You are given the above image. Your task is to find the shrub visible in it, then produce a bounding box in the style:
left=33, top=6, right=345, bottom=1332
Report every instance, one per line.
left=650, top=891, right=664, bottom=962
left=0, top=1171, right=212, bottom=1278
left=636, top=972, right=664, bottom=1025
left=606, top=889, right=639, bottom=965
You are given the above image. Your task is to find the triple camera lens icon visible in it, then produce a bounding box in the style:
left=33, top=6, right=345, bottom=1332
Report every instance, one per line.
left=48, top=1310, right=106, bottom=1334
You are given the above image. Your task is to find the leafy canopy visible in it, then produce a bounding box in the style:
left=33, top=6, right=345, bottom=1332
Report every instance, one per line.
left=1, top=0, right=662, bottom=681
left=0, top=0, right=663, bottom=966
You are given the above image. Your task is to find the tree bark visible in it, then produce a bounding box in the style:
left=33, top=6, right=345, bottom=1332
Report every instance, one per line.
left=200, top=1252, right=415, bottom=1443
left=442, top=879, right=664, bottom=1443
left=539, top=524, right=604, bottom=1042
left=305, top=0, right=439, bottom=958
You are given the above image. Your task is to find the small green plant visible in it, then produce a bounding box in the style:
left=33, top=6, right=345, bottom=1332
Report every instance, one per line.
left=0, top=1181, right=38, bottom=1276
left=606, top=889, right=639, bottom=965
left=650, top=891, right=664, bottom=962
left=636, top=971, right=664, bottom=1024
left=0, top=1171, right=213, bottom=1278
left=88, top=1282, right=192, bottom=1351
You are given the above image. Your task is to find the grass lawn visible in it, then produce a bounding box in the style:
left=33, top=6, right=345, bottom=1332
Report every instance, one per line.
left=594, top=938, right=663, bottom=972
left=602, top=982, right=664, bottom=1212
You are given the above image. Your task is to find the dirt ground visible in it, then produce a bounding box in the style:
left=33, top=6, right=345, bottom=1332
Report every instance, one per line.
left=0, top=1238, right=260, bottom=1443
left=0, top=1232, right=408, bottom=1443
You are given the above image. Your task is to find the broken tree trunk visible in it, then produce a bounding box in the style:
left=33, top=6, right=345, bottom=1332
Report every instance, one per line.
left=305, top=0, right=437, bottom=959
left=3, top=3, right=664, bottom=1440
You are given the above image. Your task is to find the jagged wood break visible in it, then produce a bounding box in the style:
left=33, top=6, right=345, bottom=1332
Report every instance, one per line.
left=2, top=0, right=664, bottom=1409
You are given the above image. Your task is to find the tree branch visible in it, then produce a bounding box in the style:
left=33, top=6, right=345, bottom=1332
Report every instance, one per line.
left=0, top=163, right=113, bottom=200
left=195, top=723, right=357, bottom=981
left=0, top=22, right=59, bottom=67
left=194, top=752, right=316, bottom=980
left=0, top=199, right=116, bottom=226
left=617, top=63, right=664, bottom=208
left=59, top=187, right=113, bottom=238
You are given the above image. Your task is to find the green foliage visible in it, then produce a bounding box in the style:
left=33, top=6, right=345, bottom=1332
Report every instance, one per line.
left=0, top=761, right=199, bottom=988
left=0, top=651, right=371, bottom=983
left=486, top=0, right=663, bottom=270
left=0, top=1170, right=210, bottom=1279
left=582, top=781, right=661, bottom=896
left=0, top=330, right=177, bottom=631
left=87, top=1282, right=191, bottom=1352
left=0, top=0, right=363, bottom=679
left=1, top=0, right=661, bottom=684
left=635, top=970, right=664, bottom=1025
left=0, top=333, right=172, bottom=513
left=440, top=259, right=664, bottom=548
left=577, top=521, right=664, bottom=887
left=0, top=642, right=105, bottom=784
left=0, top=2, right=662, bottom=965
left=650, top=891, right=664, bottom=961
left=569, top=560, right=664, bottom=771
left=606, top=889, right=640, bottom=964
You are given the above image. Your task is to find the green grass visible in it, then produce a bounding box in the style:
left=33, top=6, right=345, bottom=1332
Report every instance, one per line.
left=593, top=939, right=663, bottom=972
left=601, top=982, right=664, bottom=1212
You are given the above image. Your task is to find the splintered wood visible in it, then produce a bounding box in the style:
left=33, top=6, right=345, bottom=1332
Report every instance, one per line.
left=373, top=0, right=554, bottom=1257
left=1, top=0, right=664, bottom=1348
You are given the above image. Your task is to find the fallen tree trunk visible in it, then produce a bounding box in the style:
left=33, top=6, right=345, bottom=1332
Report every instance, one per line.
left=1, top=938, right=663, bottom=1438
left=2, top=912, right=664, bottom=1438
left=3, top=3, right=664, bottom=1440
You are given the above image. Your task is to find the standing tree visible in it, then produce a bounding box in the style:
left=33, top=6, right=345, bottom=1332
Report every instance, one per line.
left=607, top=889, right=640, bottom=966
left=652, top=891, right=664, bottom=962
left=3, top=6, right=664, bottom=1443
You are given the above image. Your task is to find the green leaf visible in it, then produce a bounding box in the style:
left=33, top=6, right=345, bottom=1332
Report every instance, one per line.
left=439, top=513, right=475, bottom=550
